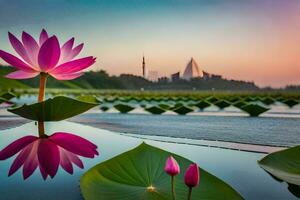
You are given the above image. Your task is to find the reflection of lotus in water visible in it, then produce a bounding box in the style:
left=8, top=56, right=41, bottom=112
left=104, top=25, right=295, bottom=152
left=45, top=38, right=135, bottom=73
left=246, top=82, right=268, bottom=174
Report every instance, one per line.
left=0, top=132, right=98, bottom=180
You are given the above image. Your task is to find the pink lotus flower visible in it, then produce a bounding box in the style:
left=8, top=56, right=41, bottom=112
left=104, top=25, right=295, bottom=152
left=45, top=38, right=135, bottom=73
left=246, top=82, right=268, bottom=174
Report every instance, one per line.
left=0, top=132, right=98, bottom=180
left=184, top=163, right=200, bottom=188
left=164, top=156, right=180, bottom=176
left=0, top=29, right=96, bottom=80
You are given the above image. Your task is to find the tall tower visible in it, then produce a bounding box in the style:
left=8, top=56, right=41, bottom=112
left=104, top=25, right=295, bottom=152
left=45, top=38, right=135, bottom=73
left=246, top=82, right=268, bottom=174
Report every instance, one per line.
left=142, top=55, right=146, bottom=78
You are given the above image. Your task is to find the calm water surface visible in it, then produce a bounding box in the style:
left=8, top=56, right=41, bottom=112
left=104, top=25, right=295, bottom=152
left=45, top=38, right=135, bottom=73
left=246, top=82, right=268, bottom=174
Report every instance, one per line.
left=0, top=122, right=298, bottom=200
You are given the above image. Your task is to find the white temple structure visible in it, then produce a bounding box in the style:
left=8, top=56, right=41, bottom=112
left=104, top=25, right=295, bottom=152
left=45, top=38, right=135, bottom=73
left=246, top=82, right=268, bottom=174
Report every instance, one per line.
left=182, top=57, right=203, bottom=80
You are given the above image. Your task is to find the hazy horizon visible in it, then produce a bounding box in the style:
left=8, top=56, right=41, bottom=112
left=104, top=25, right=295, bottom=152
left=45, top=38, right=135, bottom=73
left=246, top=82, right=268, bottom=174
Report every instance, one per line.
left=0, top=0, right=299, bottom=87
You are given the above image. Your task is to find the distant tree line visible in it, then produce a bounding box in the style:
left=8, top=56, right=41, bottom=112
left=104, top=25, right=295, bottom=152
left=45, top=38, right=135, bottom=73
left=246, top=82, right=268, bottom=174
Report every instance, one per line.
left=0, top=66, right=299, bottom=91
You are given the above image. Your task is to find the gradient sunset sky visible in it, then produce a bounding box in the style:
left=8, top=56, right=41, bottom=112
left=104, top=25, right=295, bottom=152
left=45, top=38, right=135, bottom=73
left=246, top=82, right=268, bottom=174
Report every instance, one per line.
left=0, top=0, right=299, bottom=87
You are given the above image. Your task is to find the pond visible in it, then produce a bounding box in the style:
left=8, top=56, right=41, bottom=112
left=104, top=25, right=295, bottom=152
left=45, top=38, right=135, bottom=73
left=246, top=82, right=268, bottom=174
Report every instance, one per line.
left=0, top=121, right=298, bottom=200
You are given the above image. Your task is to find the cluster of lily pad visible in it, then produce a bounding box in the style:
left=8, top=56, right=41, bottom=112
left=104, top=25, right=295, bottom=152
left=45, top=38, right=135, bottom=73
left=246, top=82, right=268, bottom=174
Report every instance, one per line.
left=92, top=94, right=300, bottom=117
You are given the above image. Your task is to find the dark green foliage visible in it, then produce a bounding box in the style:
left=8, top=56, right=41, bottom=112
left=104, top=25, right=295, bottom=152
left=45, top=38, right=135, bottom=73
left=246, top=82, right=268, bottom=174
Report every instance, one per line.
left=114, top=104, right=135, bottom=113
left=145, top=106, right=166, bottom=115
left=100, top=106, right=109, bottom=112
left=206, top=96, right=219, bottom=103
left=240, top=103, right=269, bottom=117
left=232, top=100, right=247, bottom=109
left=158, top=103, right=171, bottom=110
left=282, top=99, right=299, bottom=108
left=260, top=97, right=275, bottom=105
left=173, top=105, right=194, bottom=115
left=214, top=100, right=231, bottom=109
left=194, top=100, right=211, bottom=110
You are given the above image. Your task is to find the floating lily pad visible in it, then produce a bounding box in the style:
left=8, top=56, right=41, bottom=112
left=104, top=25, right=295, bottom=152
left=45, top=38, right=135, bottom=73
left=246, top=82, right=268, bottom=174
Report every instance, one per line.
left=194, top=100, right=211, bottom=110
left=282, top=99, right=299, bottom=108
left=232, top=101, right=247, bottom=109
left=77, top=95, right=101, bottom=104
left=240, top=103, right=269, bottom=117
left=214, top=100, right=231, bottom=110
left=100, top=106, right=110, bottom=112
left=158, top=104, right=171, bottom=110
left=260, top=97, right=275, bottom=105
left=8, top=96, right=98, bottom=121
left=145, top=106, right=166, bottom=115
left=114, top=104, right=135, bottom=113
left=0, top=91, right=15, bottom=101
left=0, top=97, right=7, bottom=104
left=80, top=143, right=243, bottom=200
left=258, top=145, right=300, bottom=186
left=173, top=106, right=194, bottom=115
left=206, top=96, right=219, bottom=103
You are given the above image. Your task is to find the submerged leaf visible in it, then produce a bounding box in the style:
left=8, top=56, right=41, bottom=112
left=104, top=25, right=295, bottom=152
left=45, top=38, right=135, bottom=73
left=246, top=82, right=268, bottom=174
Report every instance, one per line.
left=80, top=143, right=243, bottom=200
left=8, top=96, right=98, bottom=121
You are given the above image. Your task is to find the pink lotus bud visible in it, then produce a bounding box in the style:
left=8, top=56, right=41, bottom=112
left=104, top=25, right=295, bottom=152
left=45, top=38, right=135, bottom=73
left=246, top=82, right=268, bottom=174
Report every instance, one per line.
left=184, top=163, right=200, bottom=187
left=164, top=156, right=180, bottom=176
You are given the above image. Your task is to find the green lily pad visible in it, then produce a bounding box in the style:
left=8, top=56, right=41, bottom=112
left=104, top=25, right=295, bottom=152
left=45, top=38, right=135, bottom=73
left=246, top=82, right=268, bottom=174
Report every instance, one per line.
left=194, top=100, right=211, bottom=110
left=77, top=95, right=101, bottom=104
left=240, top=103, right=269, bottom=117
left=206, top=96, right=219, bottom=103
left=258, top=145, right=300, bottom=186
left=80, top=143, right=243, bottom=200
left=260, top=97, right=275, bottom=105
left=158, top=104, right=171, bottom=110
left=0, top=97, right=7, bottom=104
left=282, top=99, right=299, bottom=108
left=173, top=106, right=194, bottom=115
left=100, top=106, right=110, bottom=112
left=0, top=91, right=15, bottom=100
left=232, top=101, right=247, bottom=109
left=145, top=106, right=166, bottom=115
left=114, top=104, right=135, bottom=113
left=8, top=96, right=98, bottom=121
left=214, top=100, right=231, bottom=110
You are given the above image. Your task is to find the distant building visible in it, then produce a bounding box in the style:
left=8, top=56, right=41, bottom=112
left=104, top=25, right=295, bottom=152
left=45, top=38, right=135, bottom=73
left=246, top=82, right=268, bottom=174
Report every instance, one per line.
left=202, top=71, right=211, bottom=79
left=142, top=55, right=146, bottom=78
left=158, top=76, right=169, bottom=83
left=171, top=72, right=180, bottom=82
left=211, top=74, right=222, bottom=79
left=182, top=57, right=203, bottom=80
left=148, top=70, right=159, bottom=82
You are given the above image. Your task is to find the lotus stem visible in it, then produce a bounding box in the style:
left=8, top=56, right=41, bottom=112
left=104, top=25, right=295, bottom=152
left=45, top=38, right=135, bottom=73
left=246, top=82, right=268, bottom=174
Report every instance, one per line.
left=171, top=176, right=176, bottom=200
left=38, top=73, right=48, bottom=138
left=38, top=73, right=47, bottom=102
left=187, top=187, right=192, bottom=200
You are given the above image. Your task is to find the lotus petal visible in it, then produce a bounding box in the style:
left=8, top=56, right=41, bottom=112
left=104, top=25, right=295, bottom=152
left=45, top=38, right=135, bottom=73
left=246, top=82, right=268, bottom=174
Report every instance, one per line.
left=38, top=36, right=61, bottom=72
left=59, top=38, right=74, bottom=63
left=50, top=72, right=83, bottom=80
left=50, top=132, right=97, bottom=158
left=39, top=29, right=49, bottom=46
left=0, top=135, right=37, bottom=160
left=69, top=43, right=84, bottom=60
left=23, top=141, right=39, bottom=179
left=0, top=50, right=36, bottom=72
left=59, top=148, right=74, bottom=174
left=22, top=31, right=39, bottom=66
left=5, top=70, right=39, bottom=79
left=38, top=139, right=60, bottom=178
left=8, top=32, right=32, bottom=66
left=51, top=57, right=95, bottom=74
left=8, top=142, right=34, bottom=176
